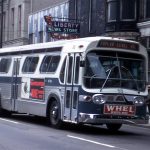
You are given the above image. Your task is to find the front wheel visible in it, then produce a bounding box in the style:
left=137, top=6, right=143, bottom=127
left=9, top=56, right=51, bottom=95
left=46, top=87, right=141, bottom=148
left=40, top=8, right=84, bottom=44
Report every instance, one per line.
left=106, top=123, right=122, bottom=132
left=48, top=100, right=63, bottom=128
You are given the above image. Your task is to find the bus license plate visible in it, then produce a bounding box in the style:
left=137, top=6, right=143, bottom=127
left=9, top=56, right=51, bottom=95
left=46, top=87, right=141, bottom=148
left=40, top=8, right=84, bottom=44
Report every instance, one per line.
left=104, top=104, right=135, bottom=116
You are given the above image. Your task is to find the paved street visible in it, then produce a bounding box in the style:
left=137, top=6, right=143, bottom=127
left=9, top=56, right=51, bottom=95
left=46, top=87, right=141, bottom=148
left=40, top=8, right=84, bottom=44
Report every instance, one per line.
left=0, top=114, right=150, bottom=150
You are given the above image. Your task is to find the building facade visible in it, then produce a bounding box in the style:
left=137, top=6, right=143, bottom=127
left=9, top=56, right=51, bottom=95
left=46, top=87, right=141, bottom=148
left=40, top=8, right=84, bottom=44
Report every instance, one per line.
left=105, top=0, right=140, bottom=40
left=137, top=0, right=150, bottom=80
left=0, top=0, right=67, bottom=47
left=69, top=0, right=106, bottom=38
left=28, top=1, right=69, bottom=44
left=0, top=0, right=30, bottom=47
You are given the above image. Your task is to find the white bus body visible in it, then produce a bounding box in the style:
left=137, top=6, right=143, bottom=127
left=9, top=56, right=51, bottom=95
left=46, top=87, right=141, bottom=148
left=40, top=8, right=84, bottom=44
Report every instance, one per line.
left=0, top=36, right=149, bottom=131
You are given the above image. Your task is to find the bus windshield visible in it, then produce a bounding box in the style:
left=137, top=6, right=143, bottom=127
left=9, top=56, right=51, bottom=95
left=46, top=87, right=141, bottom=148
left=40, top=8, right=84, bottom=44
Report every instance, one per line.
left=83, top=51, right=146, bottom=91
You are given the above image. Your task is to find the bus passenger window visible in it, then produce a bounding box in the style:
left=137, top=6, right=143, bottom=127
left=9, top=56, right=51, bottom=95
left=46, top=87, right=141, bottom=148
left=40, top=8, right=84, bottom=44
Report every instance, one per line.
left=59, top=57, right=66, bottom=83
left=22, top=57, right=39, bottom=73
left=40, top=55, right=60, bottom=73
left=74, top=56, right=80, bottom=84
left=67, top=56, right=73, bottom=84
left=0, top=58, right=11, bottom=73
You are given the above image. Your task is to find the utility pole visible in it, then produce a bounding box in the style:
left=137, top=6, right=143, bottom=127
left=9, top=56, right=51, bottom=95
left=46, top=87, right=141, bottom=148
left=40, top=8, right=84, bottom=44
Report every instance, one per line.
left=0, top=0, right=3, bottom=48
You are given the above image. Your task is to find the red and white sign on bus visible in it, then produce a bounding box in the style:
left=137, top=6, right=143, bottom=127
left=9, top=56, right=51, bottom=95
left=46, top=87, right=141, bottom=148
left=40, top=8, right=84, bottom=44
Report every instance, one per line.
left=104, top=104, right=136, bottom=116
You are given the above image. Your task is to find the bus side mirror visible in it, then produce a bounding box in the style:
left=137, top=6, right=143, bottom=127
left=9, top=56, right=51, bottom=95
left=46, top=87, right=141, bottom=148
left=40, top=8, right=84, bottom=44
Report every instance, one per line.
left=80, top=60, right=85, bottom=67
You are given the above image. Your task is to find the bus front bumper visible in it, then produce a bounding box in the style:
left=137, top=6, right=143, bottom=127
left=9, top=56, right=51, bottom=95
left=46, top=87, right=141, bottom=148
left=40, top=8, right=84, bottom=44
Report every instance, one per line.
left=78, top=113, right=149, bottom=125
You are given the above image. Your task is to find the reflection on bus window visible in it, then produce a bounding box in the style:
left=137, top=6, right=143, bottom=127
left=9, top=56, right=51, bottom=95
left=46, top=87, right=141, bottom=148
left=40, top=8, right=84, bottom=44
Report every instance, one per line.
left=0, top=58, right=11, bottom=73
left=83, top=51, right=146, bottom=91
left=22, top=57, right=39, bottom=73
left=40, top=55, right=60, bottom=73
left=59, top=57, right=66, bottom=83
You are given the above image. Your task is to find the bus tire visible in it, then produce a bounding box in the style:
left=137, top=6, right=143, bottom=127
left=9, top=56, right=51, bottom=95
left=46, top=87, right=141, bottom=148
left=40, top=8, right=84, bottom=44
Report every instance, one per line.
left=106, top=123, right=122, bottom=132
left=0, top=105, right=11, bottom=117
left=48, top=100, right=63, bottom=128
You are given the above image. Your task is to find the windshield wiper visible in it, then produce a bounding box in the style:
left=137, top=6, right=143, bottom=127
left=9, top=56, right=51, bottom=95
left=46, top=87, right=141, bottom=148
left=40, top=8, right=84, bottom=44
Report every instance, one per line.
left=100, top=65, right=117, bottom=92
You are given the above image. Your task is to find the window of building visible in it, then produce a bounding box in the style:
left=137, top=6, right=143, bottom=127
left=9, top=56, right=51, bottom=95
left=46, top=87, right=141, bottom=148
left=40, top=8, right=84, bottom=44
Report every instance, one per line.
left=22, top=57, right=39, bottom=73
left=75, top=0, right=81, bottom=20
left=11, top=8, right=15, bottom=39
left=140, top=36, right=150, bottom=50
left=29, top=33, right=34, bottom=44
left=120, top=0, right=136, bottom=20
left=18, top=5, right=22, bottom=37
left=39, top=31, right=43, bottom=43
left=89, top=0, right=95, bottom=32
left=40, top=55, right=60, bottom=73
left=107, top=0, right=117, bottom=22
left=46, top=32, right=51, bottom=42
left=0, top=58, right=11, bottom=73
left=3, top=12, right=6, bottom=41
left=146, top=0, right=150, bottom=18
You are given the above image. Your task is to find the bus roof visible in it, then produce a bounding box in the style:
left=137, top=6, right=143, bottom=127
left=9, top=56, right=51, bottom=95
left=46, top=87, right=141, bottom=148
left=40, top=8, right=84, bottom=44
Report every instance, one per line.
left=0, top=36, right=140, bottom=55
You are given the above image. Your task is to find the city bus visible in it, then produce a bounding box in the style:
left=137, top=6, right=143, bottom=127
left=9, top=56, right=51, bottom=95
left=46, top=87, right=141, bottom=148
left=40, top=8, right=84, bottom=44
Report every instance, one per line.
left=0, top=36, right=149, bottom=131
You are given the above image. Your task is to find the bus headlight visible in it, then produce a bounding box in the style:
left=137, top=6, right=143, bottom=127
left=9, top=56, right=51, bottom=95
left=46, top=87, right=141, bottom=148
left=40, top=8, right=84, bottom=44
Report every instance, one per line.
left=134, top=96, right=145, bottom=105
left=92, top=94, right=106, bottom=104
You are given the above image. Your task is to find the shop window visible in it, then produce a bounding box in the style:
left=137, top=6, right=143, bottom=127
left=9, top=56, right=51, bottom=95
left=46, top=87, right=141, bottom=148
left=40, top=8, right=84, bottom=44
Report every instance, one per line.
left=121, top=0, right=136, bottom=20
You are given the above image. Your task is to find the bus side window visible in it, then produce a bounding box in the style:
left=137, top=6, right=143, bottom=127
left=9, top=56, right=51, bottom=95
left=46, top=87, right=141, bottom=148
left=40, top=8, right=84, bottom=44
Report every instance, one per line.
left=47, top=56, right=60, bottom=72
left=22, top=57, right=39, bottom=73
left=74, top=56, right=80, bottom=84
left=67, top=56, right=73, bottom=84
left=40, top=55, right=60, bottom=73
left=59, top=57, right=67, bottom=83
left=0, top=58, right=11, bottom=73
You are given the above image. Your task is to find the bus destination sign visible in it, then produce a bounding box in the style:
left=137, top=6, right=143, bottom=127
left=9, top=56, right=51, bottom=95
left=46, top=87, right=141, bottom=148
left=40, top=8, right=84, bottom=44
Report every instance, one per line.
left=98, top=40, right=139, bottom=51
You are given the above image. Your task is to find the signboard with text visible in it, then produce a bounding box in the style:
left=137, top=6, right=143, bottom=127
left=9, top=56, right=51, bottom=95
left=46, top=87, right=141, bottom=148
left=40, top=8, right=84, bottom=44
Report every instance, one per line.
left=47, top=21, right=80, bottom=34
left=44, top=15, right=80, bottom=35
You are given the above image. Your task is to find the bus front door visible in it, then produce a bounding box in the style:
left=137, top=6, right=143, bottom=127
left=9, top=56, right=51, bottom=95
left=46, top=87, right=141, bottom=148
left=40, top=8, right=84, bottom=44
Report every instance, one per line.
left=11, top=58, right=20, bottom=111
left=64, top=53, right=80, bottom=123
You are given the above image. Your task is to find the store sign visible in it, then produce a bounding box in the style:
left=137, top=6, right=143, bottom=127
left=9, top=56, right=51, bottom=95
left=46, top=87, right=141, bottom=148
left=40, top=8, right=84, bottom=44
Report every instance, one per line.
left=44, top=16, right=80, bottom=34
left=47, top=21, right=80, bottom=34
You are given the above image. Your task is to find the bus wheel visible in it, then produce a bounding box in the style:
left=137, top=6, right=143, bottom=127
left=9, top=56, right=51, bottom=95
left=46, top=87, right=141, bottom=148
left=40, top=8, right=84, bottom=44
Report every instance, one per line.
left=0, top=100, right=11, bottom=117
left=106, top=123, right=122, bottom=132
left=49, top=100, right=63, bottom=128
left=0, top=103, right=3, bottom=116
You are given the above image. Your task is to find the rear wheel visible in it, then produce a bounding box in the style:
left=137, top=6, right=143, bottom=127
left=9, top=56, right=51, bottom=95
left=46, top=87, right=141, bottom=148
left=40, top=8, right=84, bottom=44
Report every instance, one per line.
left=0, top=103, right=3, bottom=117
left=106, top=123, right=122, bottom=132
left=48, top=100, right=63, bottom=128
left=0, top=101, right=11, bottom=117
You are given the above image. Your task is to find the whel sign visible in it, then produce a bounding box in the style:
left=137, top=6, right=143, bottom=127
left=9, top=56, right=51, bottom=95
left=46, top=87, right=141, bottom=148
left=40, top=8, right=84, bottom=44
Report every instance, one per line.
left=104, top=104, right=135, bottom=116
left=47, top=21, right=80, bottom=34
